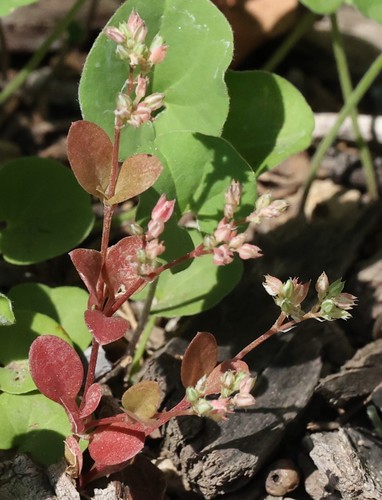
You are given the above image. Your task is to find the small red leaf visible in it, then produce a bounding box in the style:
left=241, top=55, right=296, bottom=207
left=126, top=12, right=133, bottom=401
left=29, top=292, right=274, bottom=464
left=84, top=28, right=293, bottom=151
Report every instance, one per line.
left=80, top=383, right=102, bottom=418
left=206, top=359, right=249, bottom=395
left=69, top=248, right=102, bottom=306
left=107, top=154, right=163, bottom=205
left=85, top=309, right=130, bottom=346
left=29, top=335, right=83, bottom=404
left=89, top=423, right=145, bottom=466
left=181, top=332, right=218, bottom=388
left=67, top=120, right=113, bottom=198
left=103, top=236, right=146, bottom=299
left=64, top=436, right=83, bottom=478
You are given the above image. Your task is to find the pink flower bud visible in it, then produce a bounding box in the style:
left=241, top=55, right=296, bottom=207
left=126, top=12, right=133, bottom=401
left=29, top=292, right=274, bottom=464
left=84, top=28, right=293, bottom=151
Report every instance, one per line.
left=130, top=103, right=152, bottom=127
left=232, top=392, right=256, bottom=407
left=143, top=92, right=165, bottom=111
left=315, top=271, right=329, bottom=300
left=127, top=11, right=147, bottom=43
left=149, top=44, right=168, bottom=65
left=135, top=75, right=148, bottom=101
left=104, top=26, right=126, bottom=44
left=333, top=292, right=357, bottom=310
left=145, top=239, right=165, bottom=260
left=237, top=243, right=262, bottom=260
left=225, top=180, right=242, bottom=207
left=147, top=219, right=164, bottom=240
left=214, top=219, right=234, bottom=243
left=151, top=194, right=175, bottom=223
left=213, top=245, right=233, bottom=266
left=263, top=275, right=283, bottom=296
left=229, top=233, right=247, bottom=250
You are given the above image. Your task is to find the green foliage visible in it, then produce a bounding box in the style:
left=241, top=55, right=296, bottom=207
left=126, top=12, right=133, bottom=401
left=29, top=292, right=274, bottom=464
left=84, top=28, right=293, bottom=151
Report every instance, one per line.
left=222, top=71, right=315, bottom=174
left=0, top=392, right=71, bottom=465
left=0, top=292, right=15, bottom=326
left=79, top=0, right=233, bottom=159
left=0, top=0, right=39, bottom=16
left=8, top=284, right=91, bottom=350
left=0, top=158, right=94, bottom=264
left=349, top=0, right=382, bottom=24
left=299, top=0, right=343, bottom=14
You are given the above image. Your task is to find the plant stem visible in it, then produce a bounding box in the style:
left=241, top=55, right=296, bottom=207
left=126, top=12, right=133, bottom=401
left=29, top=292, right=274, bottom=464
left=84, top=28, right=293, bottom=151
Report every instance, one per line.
left=299, top=52, right=382, bottom=212
left=330, top=13, right=378, bottom=200
left=81, top=339, right=100, bottom=408
left=0, top=0, right=87, bottom=105
left=152, top=243, right=211, bottom=277
left=262, top=11, right=316, bottom=73
left=128, top=309, right=156, bottom=380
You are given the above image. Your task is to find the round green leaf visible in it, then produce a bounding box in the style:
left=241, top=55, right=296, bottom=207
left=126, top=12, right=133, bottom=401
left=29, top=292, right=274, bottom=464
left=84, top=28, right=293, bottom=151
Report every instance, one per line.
left=0, top=392, right=71, bottom=465
left=8, top=283, right=91, bottom=351
left=0, top=309, right=71, bottom=365
left=222, top=70, right=315, bottom=174
left=79, top=0, right=233, bottom=158
left=0, top=0, right=39, bottom=16
left=350, top=0, right=382, bottom=24
left=0, top=292, right=15, bottom=325
left=140, top=131, right=257, bottom=234
left=134, top=231, right=243, bottom=317
left=0, top=360, right=35, bottom=394
left=299, top=0, right=343, bottom=14
left=0, top=157, right=94, bottom=264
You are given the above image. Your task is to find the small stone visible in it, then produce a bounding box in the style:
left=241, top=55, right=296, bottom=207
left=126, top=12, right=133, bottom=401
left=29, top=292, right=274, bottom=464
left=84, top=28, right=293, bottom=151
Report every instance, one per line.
left=265, top=459, right=300, bottom=496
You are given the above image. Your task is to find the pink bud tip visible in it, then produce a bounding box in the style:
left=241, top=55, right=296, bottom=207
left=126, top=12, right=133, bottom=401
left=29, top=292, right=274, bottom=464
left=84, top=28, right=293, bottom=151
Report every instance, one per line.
left=151, top=194, right=175, bottom=223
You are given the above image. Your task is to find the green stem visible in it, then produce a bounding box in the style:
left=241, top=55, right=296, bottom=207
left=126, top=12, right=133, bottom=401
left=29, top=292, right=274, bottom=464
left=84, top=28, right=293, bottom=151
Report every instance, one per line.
left=0, top=0, right=87, bottom=105
left=262, top=11, right=316, bottom=73
left=300, top=52, right=382, bottom=212
left=330, top=13, right=378, bottom=201
left=129, top=314, right=156, bottom=380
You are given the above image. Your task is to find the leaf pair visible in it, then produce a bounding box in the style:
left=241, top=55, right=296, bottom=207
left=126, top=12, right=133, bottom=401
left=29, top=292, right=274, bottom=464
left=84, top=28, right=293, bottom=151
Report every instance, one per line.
left=67, top=121, right=162, bottom=205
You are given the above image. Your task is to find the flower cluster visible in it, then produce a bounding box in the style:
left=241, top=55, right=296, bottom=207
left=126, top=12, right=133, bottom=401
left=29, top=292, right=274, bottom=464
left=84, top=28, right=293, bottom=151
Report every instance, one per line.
left=263, top=272, right=357, bottom=322
left=128, top=194, right=175, bottom=278
left=186, top=370, right=256, bottom=421
left=246, top=192, right=288, bottom=225
left=105, top=11, right=167, bottom=129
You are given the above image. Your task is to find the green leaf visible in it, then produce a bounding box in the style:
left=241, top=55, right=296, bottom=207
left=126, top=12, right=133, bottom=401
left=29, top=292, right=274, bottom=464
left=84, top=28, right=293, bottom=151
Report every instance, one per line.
left=0, top=309, right=71, bottom=366
left=79, top=0, right=233, bottom=159
left=121, top=380, right=161, bottom=420
left=0, top=292, right=15, bottom=325
left=0, top=157, right=94, bottom=264
left=135, top=231, right=243, bottom=317
left=0, top=392, right=71, bottom=465
left=139, top=131, right=257, bottom=234
left=0, top=360, right=35, bottom=394
left=0, top=0, right=39, bottom=16
left=8, top=284, right=91, bottom=351
left=222, top=71, right=315, bottom=174
left=350, top=0, right=382, bottom=24
left=299, top=0, right=343, bottom=14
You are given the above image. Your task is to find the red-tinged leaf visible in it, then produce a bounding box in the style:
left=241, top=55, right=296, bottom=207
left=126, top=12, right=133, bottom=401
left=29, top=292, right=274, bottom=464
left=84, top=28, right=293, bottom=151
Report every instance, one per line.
left=121, top=381, right=162, bottom=420
left=103, top=236, right=145, bottom=299
left=69, top=248, right=102, bottom=306
left=206, top=359, right=249, bottom=395
left=64, top=436, right=83, bottom=478
left=89, top=423, right=145, bottom=466
left=80, top=383, right=102, bottom=418
left=107, top=154, right=163, bottom=205
left=29, top=335, right=83, bottom=404
left=67, top=120, right=113, bottom=199
left=181, top=332, right=218, bottom=388
left=124, top=454, right=166, bottom=500
left=85, top=309, right=130, bottom=346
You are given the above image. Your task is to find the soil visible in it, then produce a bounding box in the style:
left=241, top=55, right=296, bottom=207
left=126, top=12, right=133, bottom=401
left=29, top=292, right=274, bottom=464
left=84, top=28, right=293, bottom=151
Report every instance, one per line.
left=1, top=1, right=382, bottom=499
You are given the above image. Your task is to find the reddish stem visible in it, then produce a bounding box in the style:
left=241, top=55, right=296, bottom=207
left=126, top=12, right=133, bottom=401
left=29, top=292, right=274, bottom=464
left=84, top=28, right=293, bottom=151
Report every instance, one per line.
left=81, top=339, right=100, bottom=408
left=150, top=243, right=211, bottom=278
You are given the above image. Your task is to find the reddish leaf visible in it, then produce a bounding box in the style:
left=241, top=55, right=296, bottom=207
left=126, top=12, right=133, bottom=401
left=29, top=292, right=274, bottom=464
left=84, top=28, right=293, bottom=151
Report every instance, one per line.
left=181, top=332, right=218, bottom=388
left=64, top=436, right=83, bottom=478
left=103, top=236, right=146, bottom=299
left=85, top=309, right=130, bottom=346
left=80, top=383, right=102, bottom=418
left=107, top=154, right=163, bottom=205
left=67, top=120, right=113, bottom=199
left=69, top=248, right=102, bottom=306
left=29, top=335, right=83, bottom=404
left=89, top=423, right=145, bottom=466
left=206, top=359, right=249, bottom=395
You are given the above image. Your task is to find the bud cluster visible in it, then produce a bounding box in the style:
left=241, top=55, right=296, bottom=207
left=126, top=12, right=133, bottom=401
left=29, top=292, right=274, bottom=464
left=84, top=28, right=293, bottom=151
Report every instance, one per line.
left=246, top=192, right=288, bottom=225
left=314, top=272, right=357, bottom=321
left=185, top=370, right=256, bottom=421
left=263, top=275, right=310, bottom=321
left=128, top=194, right=175, bottom=278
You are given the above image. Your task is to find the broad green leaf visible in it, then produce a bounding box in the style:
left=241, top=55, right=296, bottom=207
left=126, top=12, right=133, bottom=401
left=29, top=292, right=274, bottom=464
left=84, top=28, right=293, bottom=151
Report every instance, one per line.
left=0, top=360, right=35, bottom=394
left=0, top=392, right=71, bottom=465
left=121, top=380, right=161, bottom=420
left=0, top=157, right=94, bottom=264
left=349, top=0, right=382, bottom=24
left=222, top=71, right=315, bottom=174
left=299, top=0, right=343, bottom=14
left=138, top=131, right=257, bottom=234
left=0, top=0, right=39, bottom=16
left=0, top=292, right=15, bottom=325
left=0, top=309, right=71, bottom=366
left=79, top=0, right=233, bottom=159
left=134, top=231, right=243, bottom=317
left=8, top=284, right=91, bottom=350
